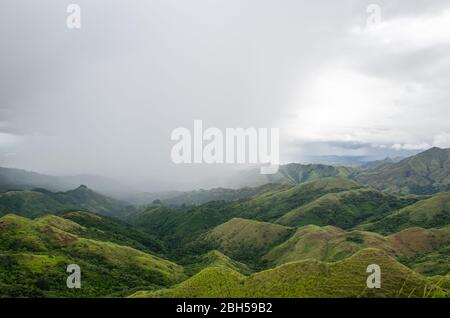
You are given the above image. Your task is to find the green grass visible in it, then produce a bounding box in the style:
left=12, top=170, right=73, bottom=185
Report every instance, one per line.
left=205, top=218, right=294, bottom=265
left=131, top=249, right=444, bottom=298
left=263, top=224, right=450, bottom=275
left=276, top=188, right=416, bottom=229
left=0, top=214, right=185, bottom=297
left=359, top=191, right=450, bottom=234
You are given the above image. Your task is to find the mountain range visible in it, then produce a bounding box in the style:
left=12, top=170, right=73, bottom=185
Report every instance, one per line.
left=1, top=147, right=450, bottom=298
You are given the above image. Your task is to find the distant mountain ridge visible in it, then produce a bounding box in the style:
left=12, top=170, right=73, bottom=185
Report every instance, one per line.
left=355, top=147, right=450, bottom=194
left=0, top=185, right=131, bottom=218
left=0, top=167, right=133, bottom=196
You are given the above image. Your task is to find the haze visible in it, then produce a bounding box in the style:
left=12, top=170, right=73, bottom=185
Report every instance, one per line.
left=1, top=0, right=450, bottom=191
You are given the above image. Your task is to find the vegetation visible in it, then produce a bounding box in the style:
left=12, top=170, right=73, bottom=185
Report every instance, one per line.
left=1, top=148, right=450, bottom=298
left=359, top=192, right=450, bottom=234
left=0, top=214, right=185, bottom=297
left=276, top=188, right=417, bottom=229
left=131, top=249, right=445, bottom=298
left=355, top=147, right=450, bottom=195
left=205, top=218, right=294, bottom=265
left=0, top=186, right=130, bottom=219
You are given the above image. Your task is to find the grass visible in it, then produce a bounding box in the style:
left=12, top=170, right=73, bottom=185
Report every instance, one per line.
left=131, top=248, right=444, bottom=298
left=0, top=214, right=186, bottom=297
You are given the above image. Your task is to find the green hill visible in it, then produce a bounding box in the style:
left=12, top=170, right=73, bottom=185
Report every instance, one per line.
left=359, top=191, right=450, bottom=234
left=131, top=249, right=444, bottom=298
left=0, top=214, right=185, bottom=297
left=0, top=186, right=129, bottom=219
left=354, top=147, right=450, bottom=195
left=232, top=177, right=363, bottom=221
left=58, top=211, right=165, bottom=254
left=276, top=188, right=417, bottom=229
left=228, top=163, right=355, bottom=188
left=205, top=218, right=294, bottom=263
left=127, top=177, right=361, bottom=255
left=183, top=250, right=251, bottom=276
left=263, top=225, right=450, bottom=275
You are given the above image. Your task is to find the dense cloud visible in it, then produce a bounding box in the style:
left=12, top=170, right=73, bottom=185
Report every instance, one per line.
left=1, top=0, right=449, bottom=190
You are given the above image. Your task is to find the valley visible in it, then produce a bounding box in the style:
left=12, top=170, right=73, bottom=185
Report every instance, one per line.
left=0, top=148, right=449, bottom=298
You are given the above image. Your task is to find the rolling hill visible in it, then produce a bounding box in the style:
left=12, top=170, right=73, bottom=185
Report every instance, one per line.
left=359, top=191, right=450, bottom=234
left=227, top=163, right=355, bottom=188
left=131, top=249, right=446, bottom=298
left=0, top=214, right=185, bottom=297
left=126, top=177, right=362, bottom=254
left=276, top=188, right=417, bottom=229
left=0, top=185, right=130, bottom=219
left=355, top=147, right=450, bottom=195
left=263, top=225, right=450, bottom=275
left=205, top=218, right=294, bottom=263
left=231, top=177, right=363, bottom=222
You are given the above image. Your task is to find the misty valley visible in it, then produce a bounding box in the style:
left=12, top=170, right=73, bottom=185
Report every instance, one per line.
left=0, top=147, right=449, bottom=298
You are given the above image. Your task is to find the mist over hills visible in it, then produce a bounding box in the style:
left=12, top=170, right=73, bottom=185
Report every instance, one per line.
left=1, top=147, right=450, bottom=298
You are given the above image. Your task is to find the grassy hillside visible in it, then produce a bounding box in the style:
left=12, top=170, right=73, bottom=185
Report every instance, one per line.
left=359, top=191, right=450, bottom=234
left=183, top=250, right=251, bottom=276
left=205, top=218, right=294, bottom=263
left=228, top=163, right=355, bottom=188
left=159, top=184, right=291, bottom=207
left=276, top=188, right=417, bottom=229
left=263, top=225, right=450, bottom=275
left=355, top=147, right=450, bottom=195
left=58, top=211, right=166, bottom=254
left=231, top=177, right=363, bottom=222
left=0, top=186, right=129, bottom=219
left=131, top=249, right=444, bottom=298
left=0, top=214, right=185, bottom=297
left=127, top=177, right=361, bottom=255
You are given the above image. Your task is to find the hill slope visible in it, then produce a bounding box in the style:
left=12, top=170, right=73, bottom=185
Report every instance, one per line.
left=276, top=188, right=417, bottom=229
left=0, top=186, right=129, bottom=218
left=232, top=177, right=363, bottom=222
left=263, top=225, right=450, bottom=275
left=205, top=218, right=294, bottom=263
left=359, top=191, right=450, bottom=234
left=355, top=147, right=450, bottom=194
left=0, top=214, right=185, bottom=297
left=227, top=163, right=355, bottom=188
left=131, top=249, right=444, bottom=298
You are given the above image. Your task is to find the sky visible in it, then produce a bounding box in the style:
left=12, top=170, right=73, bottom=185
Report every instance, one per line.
left=1, top=0, right=450, bottom=190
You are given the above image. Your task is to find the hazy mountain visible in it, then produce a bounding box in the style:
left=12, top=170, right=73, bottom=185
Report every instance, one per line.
left=0, top=166, right=133, bottom=197
left=0, top=185, right=131, bottom=218
left=226, top=163, right=355, bottom=188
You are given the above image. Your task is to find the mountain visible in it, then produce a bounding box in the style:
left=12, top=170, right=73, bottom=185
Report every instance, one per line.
left=127, top=178, right=361, bottom=253
left=232, top=177, right=363, bottom=221
left=131, top=249, right=446, bottom=298
left=155, top=184, right=290, bottom=207
left=276, top=188, right=417, bottom=229
left=205, top=218, right=294, bottom=263
left=58, top=211, right=165, bottom=254
left=226, top=163, right=355, bottom=188
left=355, top=147, right=450, bottom=194
left=360, top=157, right=405, bottom=170
left=359, top=191, right=450, bottom=234
left=0, top=214, right=185, bottom=297
left=0, top=185, right=130, bottom=219
left=0, top=166, right=131, bottom=196
left=183, top=250, right=251, bottom=276
left=263, top=225, right=450, bottom=275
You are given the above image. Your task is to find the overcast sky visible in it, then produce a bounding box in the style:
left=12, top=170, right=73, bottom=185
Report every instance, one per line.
left=1, top=0, right=450, bottom=190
